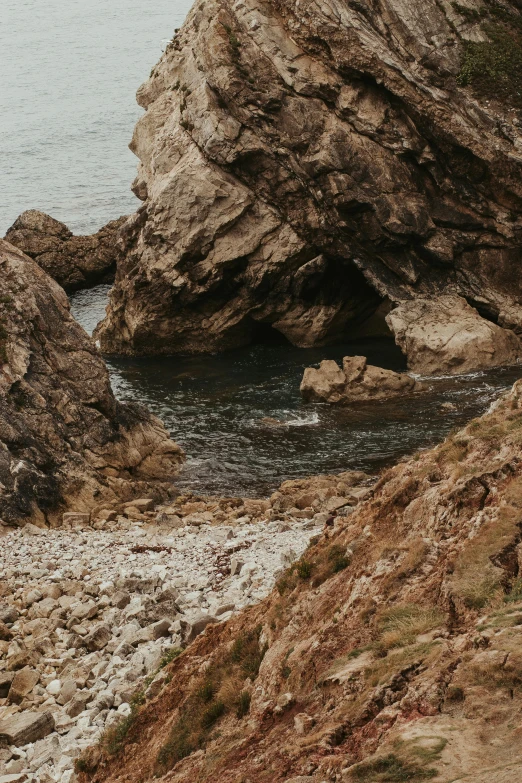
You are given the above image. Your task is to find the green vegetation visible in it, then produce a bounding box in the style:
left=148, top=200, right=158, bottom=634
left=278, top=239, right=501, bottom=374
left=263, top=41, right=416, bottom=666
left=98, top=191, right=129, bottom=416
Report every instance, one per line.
left=457, top=10, right=522, bottom=109
left=156, top=626, right=266, bottom=773
left=0, top=321, right=8, bottom=364
left=100, top=690, right=145, bottom=756
left=452, top=2, right=485, bottom=23
left=276, top=543, right=351, bottom=595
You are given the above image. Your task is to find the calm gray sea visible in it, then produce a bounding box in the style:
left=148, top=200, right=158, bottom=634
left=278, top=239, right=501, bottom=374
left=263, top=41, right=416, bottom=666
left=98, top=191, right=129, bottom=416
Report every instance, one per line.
left=1, top=0, right=193, bottom=235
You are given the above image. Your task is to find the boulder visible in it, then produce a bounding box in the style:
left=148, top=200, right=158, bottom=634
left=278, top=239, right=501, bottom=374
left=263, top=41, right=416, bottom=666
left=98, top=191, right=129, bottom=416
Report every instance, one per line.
left=4, top=210, right=128, bottom=292
left=300, top=356, right=423, bottom=404
left=387, top=296, right=522, bottom=376
left=0, top=712, right=55, bottom=747
left=84, top=624, right=111, bottom=651
left=0, top=240, right=184, bottom=528
left=8, top=667, right=40, bottom=704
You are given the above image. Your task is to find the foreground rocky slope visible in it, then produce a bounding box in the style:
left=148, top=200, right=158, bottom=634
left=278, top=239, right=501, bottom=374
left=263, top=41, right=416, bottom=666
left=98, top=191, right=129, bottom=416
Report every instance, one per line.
left=5, top=211, right=127, bottom=292
left=97, top=0, right=522, bottom=359
left=0, top=474, right=372, bottom=781
left=74, top=379, right=522, bottom=783
left=0, top=240, right=184, bottom=528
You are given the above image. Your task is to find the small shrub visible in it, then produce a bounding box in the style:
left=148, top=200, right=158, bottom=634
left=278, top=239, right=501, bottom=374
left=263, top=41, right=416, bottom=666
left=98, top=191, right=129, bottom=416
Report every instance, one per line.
left=236, top=690, right=251, bottom=718
left=201, top=699, right=225, bottom=729
left=328, top=544, right=350, bottom=573
left=160, top=647, right=182, bottom=668
left=296, top=559, right=313, bottom=579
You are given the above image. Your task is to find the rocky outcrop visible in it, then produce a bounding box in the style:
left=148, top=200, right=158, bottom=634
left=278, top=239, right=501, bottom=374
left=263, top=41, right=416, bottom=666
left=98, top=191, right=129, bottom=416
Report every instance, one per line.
left=77, top=379, right=522, bottom=783
left=387, top=295, right=522, bottom=375
left=300, top=355, right=423, bottom=403
left=0, top=240, right=184, bottom=528
left=96, top=0, right=522, bottom=357
left=4, top=210, right=127, bottom=292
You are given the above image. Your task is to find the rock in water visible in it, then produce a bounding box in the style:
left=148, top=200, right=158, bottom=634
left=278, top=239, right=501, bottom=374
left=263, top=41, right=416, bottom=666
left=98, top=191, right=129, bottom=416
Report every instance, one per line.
left=300, top=356, right=422, bottom=403
left=4, top=210, right=128, bottom=292
left=0, top=240, right=184, bottom=528
left=387, top=296, right=522, bottom=375
left=95, top=0, right=522, bottom=358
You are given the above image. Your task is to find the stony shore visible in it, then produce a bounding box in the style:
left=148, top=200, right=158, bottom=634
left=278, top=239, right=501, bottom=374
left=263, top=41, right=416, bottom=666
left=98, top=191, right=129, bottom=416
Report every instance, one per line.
left=0, top=472, right=372, bottom=782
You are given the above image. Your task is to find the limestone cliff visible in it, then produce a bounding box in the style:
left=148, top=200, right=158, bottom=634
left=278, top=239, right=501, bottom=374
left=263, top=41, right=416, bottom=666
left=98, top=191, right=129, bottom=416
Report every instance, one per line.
left=0, top=240, right=184, bottom=528
left=97, top=0, right=522, bottom=356
left=78, top=378, right=522, bottom=783
left=5, top=210, right=127, bottom=292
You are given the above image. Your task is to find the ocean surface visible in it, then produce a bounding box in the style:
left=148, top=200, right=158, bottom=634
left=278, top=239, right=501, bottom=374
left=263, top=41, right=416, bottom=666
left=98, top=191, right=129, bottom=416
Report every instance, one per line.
left=72, top=286, right=522, bottom=497
left=1, top=0, right=193, bottom=235
left=5, top=0, right=522, bottom=498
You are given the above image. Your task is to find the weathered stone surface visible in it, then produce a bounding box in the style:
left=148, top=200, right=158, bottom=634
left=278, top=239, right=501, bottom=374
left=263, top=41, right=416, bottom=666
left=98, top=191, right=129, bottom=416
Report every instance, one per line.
left=387, top=296, right=522, bottom=375
left=0, top=711, right=54, bottom=747
left=4, top=210, right=127, bottom=292
left=8, top=667, right=40, bottom=704
left=301, top=356, right=422, bottom=403
left=0, top=240, right=184, bottom=527
left=84, top=624, right=111, bottom=651
left=96, top=0, right=522, bottom=360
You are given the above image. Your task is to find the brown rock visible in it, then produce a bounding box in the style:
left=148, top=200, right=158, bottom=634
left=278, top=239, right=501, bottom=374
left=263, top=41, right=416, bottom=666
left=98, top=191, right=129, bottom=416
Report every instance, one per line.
left=8, top=667, right=40, bottom=704
left=0, top=711, right=54, bottom=747
left=0, top=240, right=184, bottom=528
left=387, top=296, right=522, bottom=376
left=4, top=210, right=128, bottom=292
left=84, top=624, right=111, bottom=651
left=95, top=0, right=522, bottom=358
left=0, top=622, right=12, bottom=641
left=300, top=356, right=422, bottom=403
left=0, top=672, right=14, bottom=698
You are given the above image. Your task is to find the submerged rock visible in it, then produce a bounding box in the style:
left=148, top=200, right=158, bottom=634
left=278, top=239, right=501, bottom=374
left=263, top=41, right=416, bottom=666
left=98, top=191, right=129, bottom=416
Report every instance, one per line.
left=95, top=0, right=522, bottom=357
left=300, top=355, right=423, bottom=403
left=387, top=296, right=522, bottom=376
left=4, top=210, right=127, bottom=292
left=0, top=240, right=184, bottom=528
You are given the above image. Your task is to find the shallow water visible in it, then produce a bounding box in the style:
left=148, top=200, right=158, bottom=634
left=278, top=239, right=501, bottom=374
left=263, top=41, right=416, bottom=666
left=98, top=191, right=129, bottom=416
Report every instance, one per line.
left=71, top=287, right=522, bottom=497
left=1, top=0, right=193, bottom=235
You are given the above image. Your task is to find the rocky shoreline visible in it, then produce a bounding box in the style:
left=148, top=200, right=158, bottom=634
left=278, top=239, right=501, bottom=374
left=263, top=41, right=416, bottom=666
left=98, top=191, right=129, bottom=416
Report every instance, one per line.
left=0, top=473, right=372, bottom=781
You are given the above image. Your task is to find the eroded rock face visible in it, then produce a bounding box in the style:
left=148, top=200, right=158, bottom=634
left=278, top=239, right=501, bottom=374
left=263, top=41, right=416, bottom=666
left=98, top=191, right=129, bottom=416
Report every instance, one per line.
left=97, top=0, right=522, bottom=356
left=4, top=210, right=127, bottom=292
left=387, top=296, right=522, bottom=375
left=300, top=355, right=422, bottom=403
left=0, top=240, right=184, bottom=527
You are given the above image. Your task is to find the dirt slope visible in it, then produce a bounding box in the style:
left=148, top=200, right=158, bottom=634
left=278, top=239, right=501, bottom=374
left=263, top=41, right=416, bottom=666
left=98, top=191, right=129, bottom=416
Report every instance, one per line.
left=79, top=379, right=522, bottom=782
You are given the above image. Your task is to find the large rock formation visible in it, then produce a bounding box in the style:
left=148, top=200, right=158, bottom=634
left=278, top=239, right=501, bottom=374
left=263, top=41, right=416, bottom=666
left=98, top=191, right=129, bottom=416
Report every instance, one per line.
left=4, top=210, right=127, bottom=292
left=387, top=295, right=522, bottom=375
left=96, top=0, right=522, bottom=357
left=0, top=240, right=184, bottom=528
left=79, top=380, right=522, bottom=783
left=300, top=355, right=423, bottom=402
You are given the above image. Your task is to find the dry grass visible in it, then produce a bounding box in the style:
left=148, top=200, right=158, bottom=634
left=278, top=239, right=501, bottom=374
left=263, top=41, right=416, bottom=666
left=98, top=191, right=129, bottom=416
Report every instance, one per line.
left=155, top=626, right=267, bottom=774
left=375, top=604, right=446, bottom=652
left=451, top=486, right=522, bottom=609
